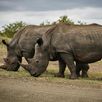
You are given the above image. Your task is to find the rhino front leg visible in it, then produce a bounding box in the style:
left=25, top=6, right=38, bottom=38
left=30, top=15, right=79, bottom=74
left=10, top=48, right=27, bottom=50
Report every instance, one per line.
left=54, top=59, right=66, bottom=78
left=60, top=53, right=77, bottom=79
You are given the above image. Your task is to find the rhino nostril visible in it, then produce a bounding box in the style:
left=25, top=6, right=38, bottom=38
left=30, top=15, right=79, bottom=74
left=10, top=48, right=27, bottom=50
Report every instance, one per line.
left=4, top=58, right=9, bottom=63
left=35, top=60, right=39, bottom=63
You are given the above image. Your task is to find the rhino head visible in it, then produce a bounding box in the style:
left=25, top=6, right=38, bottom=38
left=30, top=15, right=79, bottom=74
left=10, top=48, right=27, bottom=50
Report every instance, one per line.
left=0, top=40, right=22, bottom=71
left=20, top=38, right=49, bottom=77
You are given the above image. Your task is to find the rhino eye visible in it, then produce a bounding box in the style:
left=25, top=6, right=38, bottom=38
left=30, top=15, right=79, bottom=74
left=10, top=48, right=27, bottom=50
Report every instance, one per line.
left=35, top=60, right=39, bottom=63
left=11, top=62, right=16, bottom=64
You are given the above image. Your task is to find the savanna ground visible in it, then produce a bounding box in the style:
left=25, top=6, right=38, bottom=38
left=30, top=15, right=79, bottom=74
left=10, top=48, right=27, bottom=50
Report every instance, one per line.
left=0, top=37, right=102, bottom=102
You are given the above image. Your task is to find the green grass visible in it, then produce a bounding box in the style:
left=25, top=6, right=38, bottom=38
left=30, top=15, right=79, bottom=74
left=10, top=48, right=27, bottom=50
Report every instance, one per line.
left=0, top=69, right=30, bottom=78
left=0, top=66, right=102, bottom=89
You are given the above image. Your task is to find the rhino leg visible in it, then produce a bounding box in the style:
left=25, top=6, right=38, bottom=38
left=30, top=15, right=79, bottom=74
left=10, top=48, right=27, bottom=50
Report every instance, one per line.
left=76, top=62, right=89, bottom=78
left=60, top=53, right=77, bottom=79
left=54, top=59, right=66, bottom=78
left=76, top=63, right=81, bottom=77
left=81, top=64, right=89, bottom=78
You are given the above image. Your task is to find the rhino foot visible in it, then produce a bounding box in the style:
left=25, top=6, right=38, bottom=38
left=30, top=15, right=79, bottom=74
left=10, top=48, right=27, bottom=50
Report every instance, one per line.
left=81, top=73, right=89, bottom=78
left=54, top=73, right=65, bottom=78
left=69, top=74, right=78, bottom=79
left=76, top=73, right=81, bottom=77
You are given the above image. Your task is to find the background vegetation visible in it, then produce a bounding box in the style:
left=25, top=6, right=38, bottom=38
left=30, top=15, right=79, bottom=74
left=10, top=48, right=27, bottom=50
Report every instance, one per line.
left=0, top=21, right=26, bottom=38
left=0, top=16, right=85, bottom=38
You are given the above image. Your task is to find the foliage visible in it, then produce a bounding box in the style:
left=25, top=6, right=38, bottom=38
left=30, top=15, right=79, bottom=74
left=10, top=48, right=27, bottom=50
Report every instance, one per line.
left=0, top=16, right=87, bottom=38
left=57, top=15, right=74, bottom=24
left=0, top=21, right=26, bottom=38
left=40, top=15, right=75, bottom=25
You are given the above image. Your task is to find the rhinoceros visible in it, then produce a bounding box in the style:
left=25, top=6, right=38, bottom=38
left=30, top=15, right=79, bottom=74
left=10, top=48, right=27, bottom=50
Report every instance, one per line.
left=0, top=25, right=52, bottom=71
left=0, top=24, right=89, bottom=78
left=20, top=23, right=102, bottom=79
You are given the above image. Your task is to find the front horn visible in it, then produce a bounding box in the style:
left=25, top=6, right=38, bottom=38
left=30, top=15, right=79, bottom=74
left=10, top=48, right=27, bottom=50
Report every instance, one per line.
left=0, top=64, right=7, bottom=70
left=18, top=62, right=30, bottom=71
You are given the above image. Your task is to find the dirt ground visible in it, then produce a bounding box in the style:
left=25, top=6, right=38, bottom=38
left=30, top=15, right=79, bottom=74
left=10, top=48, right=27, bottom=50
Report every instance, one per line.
left=0, top=77, right=102, bottom=102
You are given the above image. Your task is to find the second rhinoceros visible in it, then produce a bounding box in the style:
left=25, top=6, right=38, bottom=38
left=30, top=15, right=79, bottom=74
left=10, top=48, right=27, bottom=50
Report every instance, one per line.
left=0, top=25, right=52, bottom=71
left=20, top=23, right=102, bottom=79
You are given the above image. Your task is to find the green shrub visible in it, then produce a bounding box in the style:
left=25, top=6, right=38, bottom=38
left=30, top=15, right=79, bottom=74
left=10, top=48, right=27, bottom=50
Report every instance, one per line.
left=0, top=21, right=26, bottom=38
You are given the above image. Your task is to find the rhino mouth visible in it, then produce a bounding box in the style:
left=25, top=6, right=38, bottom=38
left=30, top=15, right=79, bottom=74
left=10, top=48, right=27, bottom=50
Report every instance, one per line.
left=30, top=72, right=41, bottom=77
left=0, top=62, right=19, bottom=71
left=19, top=62, right=43, bottom=77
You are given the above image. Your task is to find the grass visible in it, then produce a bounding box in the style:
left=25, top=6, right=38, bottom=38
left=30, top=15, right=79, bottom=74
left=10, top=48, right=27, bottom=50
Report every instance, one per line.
left=0, top=66, right=102, bottom=89
left=0, top=69, right=30, bottom=78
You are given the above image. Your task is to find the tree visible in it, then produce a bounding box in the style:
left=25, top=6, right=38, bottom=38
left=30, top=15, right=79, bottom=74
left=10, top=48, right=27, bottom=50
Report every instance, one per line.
left=57, top=15, right=74, bottom=24
left=0, top=21, right=26, bottom=38
left=40, top=16, right=75, bottom=25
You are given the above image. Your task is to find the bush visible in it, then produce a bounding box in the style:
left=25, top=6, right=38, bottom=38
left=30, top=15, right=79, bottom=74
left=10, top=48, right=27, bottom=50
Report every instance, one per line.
left=0, top=21, right=26, bottom=38
left=40, top=16, right=75, bottom=25
left=57, top=15, right=74, bottom=24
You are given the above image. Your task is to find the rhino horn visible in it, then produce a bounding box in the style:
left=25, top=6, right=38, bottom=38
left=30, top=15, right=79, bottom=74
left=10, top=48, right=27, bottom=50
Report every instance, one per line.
left=19, top=62, right=30, bottom=71
left=0, top=64, right=7, bottom=70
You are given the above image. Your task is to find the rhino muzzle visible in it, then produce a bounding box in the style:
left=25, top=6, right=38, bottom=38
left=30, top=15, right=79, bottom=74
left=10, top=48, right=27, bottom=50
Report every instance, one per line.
left=30, top=72, right=41, bottom=77
left=0, top=64, right=7, bottom=70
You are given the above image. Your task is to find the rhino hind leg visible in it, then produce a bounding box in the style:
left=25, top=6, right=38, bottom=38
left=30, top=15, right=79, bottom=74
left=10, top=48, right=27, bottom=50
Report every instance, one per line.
left=81, top=64, right=89, bottom=78
left=76, top=63, right=89, bottom=78
left=76, top=63, right=81, bottom=77
left=60, top=53, right=77, bottom=79
left=54, top=59, right=66, bottom=78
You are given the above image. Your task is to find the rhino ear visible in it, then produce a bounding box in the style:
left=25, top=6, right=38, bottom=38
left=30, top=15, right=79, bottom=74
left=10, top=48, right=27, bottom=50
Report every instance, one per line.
left=36, top=38, right=43, bottom=46
left=2, top=40, right=9, bottom=47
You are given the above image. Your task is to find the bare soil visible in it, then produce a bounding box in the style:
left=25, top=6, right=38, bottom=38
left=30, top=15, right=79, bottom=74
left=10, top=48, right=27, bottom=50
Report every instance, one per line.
left=0, top=77, right=102, bottom=102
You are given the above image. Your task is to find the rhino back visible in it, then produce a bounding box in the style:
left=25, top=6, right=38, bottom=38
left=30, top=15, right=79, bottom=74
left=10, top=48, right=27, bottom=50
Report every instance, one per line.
left=69, top=26, right=102, bottom=63
left=9, top=27, right=26, bottom=47
left=47, top=24, right=102, bottom=63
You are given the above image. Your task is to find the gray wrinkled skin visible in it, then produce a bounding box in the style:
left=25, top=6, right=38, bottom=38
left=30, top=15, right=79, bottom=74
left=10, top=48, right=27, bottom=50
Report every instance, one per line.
left=0, top=25, right=53, bottom=71
left=20, top=23, right=102, bottom=79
